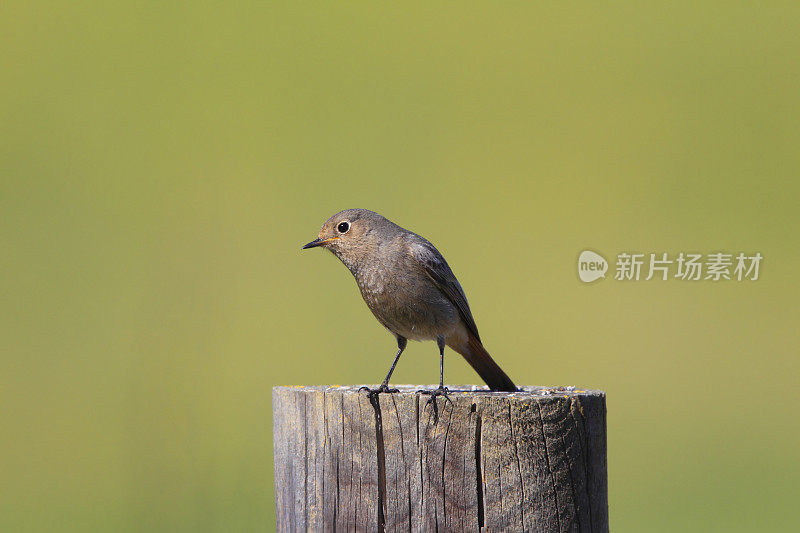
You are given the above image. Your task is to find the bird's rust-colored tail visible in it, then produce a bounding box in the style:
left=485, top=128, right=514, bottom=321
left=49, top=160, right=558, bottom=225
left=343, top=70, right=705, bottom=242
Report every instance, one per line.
left=452, top=333, right=517, bottom=392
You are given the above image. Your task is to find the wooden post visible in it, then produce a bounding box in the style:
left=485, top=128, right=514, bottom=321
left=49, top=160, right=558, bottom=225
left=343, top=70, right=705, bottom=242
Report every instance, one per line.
left=273, top=386, right=607, bottom=532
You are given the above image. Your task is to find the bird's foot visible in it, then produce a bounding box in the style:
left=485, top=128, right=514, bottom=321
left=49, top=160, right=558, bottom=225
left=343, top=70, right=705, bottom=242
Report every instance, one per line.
left=358, top=383, right=399, bottom=400
left=418, top=385, right=451, bottom=423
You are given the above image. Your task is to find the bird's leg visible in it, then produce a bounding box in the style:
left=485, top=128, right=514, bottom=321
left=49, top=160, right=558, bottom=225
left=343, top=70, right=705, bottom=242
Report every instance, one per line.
left=359, top=336, right=406, bottom=398
left=437, top=336, right=447, bottom=392
left=418, top=335, right=451, bottom=423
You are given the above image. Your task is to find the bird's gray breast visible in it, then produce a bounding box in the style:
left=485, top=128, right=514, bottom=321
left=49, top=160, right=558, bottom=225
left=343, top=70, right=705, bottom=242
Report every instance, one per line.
left=352, top=258, right=459, bottom=341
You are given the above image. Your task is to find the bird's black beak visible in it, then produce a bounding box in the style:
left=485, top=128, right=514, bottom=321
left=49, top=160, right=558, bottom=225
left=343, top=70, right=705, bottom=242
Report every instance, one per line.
left=302, top=238, right=323, bottom=250
left=302, top=236, right=339, bottom=250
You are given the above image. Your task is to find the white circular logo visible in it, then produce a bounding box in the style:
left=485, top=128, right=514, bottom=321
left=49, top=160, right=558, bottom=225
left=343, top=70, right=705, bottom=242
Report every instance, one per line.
left=578, top=250, right=608, bottom=283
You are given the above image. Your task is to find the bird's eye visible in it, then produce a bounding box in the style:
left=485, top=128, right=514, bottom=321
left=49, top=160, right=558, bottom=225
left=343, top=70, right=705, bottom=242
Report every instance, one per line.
left=337, top=221, right=350, bottom=233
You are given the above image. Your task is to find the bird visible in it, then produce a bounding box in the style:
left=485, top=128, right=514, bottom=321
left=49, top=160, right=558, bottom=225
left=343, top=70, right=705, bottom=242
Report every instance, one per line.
left=301, top=209, right=517, bottom=405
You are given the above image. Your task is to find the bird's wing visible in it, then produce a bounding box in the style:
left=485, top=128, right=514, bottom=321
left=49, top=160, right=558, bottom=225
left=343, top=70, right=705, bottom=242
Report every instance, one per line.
left=410, top=237, right=481, bottom=343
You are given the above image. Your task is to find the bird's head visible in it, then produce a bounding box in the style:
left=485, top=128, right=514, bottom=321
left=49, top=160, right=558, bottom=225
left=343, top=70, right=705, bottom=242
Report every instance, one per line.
left=302, top=209, right=396, bottom=265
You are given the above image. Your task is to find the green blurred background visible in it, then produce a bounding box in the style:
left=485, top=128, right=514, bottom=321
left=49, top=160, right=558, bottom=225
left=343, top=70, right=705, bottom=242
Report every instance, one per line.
left=2, top=2, right=799, bottom=531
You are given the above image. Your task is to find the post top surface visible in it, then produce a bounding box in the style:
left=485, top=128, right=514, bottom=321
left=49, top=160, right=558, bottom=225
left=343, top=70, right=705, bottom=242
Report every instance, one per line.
left=273, top=384, right=605, bottom=399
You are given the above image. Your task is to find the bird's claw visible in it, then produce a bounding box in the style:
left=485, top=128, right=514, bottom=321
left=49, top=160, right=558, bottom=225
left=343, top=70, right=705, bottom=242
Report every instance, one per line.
left=358, top=383, right=399, bottom=399
left=418, top=386, right=451, bottom=423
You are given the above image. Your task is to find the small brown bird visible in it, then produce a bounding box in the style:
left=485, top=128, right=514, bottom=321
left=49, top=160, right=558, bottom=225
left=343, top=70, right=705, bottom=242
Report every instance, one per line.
left=302, top=209, right=517, bottom=401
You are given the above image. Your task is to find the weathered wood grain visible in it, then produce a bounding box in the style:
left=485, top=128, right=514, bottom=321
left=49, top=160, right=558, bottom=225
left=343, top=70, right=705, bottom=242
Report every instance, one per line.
left=273, top=386, right=607, bottom=532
